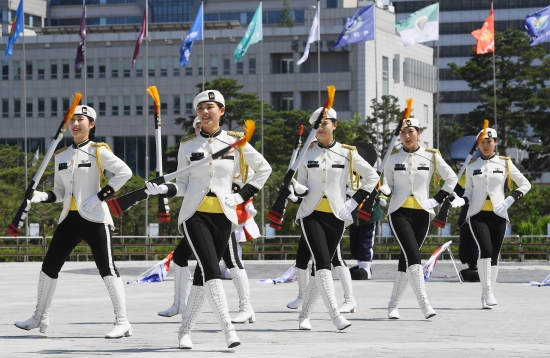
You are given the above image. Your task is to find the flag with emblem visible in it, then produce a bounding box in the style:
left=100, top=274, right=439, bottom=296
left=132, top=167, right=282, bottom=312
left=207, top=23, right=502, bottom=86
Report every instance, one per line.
left=525, top=6, right=550, bottom=46
left=127, top=252, right=174, bottom=284
left=332, top=4, right=375, bottom=49
left=180, top=2, right=203, bottom=67
left=4, top=0, right=24, bottom=64
left=131, top=9, right=147, bottom=69
left=234, top=2, right=262, bottom=63
left=395, top=3, right=439, bottom=47
left=75, top=1, right=86, bottom=70
left=472, top=7, right=495, bottom=54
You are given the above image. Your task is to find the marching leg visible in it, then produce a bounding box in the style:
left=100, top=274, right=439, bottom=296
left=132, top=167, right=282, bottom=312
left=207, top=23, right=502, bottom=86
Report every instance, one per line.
left=478, top=258, right=497, bottom=309
left=335, top=266, right=356, bottom=313
left=230, top=268, right=255, bottom=323
left=158, top=263, right=191, bottom=317
left=103, top=275, right=132, bottom=338
left=178, top=285, right=205, bottom=349
left=205, top=279, right=241, bottom=348
left=14, top=271, right=58, bottom=333
left=387, top=271, right=408, bottom=319
left=315, top=269, right=351, bottom=331
left=407, top=264, right=436, bottom=319
left=298, top=274, right=319, bottom=330
left=288, top=268, right=309, bottom=309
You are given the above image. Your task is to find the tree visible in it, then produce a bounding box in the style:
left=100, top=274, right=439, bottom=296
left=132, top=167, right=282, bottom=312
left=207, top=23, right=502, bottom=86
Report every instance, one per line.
left=364, top=95, right=403, bottom=157
left=448, top=29, right=547, bottom=157
left=278, top=0, right=294, bottom=28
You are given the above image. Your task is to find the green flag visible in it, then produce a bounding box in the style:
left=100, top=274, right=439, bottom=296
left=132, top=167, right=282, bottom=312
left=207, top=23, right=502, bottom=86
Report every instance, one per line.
left=395, top=3, right=438, bottom=47
left=234, top=2, right=262, bottom=63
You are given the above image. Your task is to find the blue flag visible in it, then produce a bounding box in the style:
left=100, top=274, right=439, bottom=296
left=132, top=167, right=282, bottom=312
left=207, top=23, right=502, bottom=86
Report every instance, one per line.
left=332, top=4, right=375, bottom=49
left=4, top=0, right=24, bottom=64
left=525, top=6, right=550, bottom=46
left=180, top=3, right=203, bottom=67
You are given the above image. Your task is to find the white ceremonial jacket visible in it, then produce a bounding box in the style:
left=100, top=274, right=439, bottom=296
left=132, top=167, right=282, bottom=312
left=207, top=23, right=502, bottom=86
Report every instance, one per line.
left=173, top=129, right=271, bottom=232
left=52, top=141, right=132, bottom=229
left=463, top=155, right=531, bottom=221
left=384, top=146, right=457, bottom=219
left=295, top=141, right=379, bottom=227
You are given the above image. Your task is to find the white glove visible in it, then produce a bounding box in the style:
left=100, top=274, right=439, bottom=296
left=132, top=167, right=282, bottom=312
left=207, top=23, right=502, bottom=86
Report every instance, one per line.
left=379, top=184, right=391, bottom=196
left=225, top=193, right=244, bottom=206
left=379, top=197, right=387, bottom=207
left=31, top=191, right=49, bottom=203
left=144, top=182, right=168, bottom=196
left=245, top=202, right=257, bottom=217
left=422, top=198, right=440, bottom=210
left=451, top=197, right=466, bottom=208
left=288, top=185, right=299, bottom=203
left=338, top=199, right=358, bottom=218
left=291, top=178, right=308, bottom=195
left=494, top=196, right=515, bottom=215
left=82, top=195, right=101, bottom=212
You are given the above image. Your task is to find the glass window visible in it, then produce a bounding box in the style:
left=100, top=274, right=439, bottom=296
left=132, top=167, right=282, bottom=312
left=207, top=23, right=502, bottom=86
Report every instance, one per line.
left=123, top=58, right=131, bottom=77
left=236, top=61, right=243, bottom=75
left=62, top=59, right=70, bottom=79
left=26, top=98, right=33, bottom=117
left=99, top=96, right=106, bottom=116
left=111, top=58, right=119, bottom=78
left=327, top=0, right=337, bottom=8
left=135, top=58, right=143, bottom=77
left=173, top=57, right=180, bottom=76
left=173, top=95, right=180, bottom=115
left=185, top=94, right=193, bottom=114
left=124, top=96, right=131, bottom=115
left=2, top=64, right=8, bottom=80
left=160, top=57, right=167, bottom=76
left=382, top=56, right=389, bottom=95
left=112, top=96, right=119, bottom=116
left=62, top=97, right=70, bottom=112
left=198, top=56, right=203, bottom=76
left=38, top=98, right=45, bottom=117
left=50, top=60, right=57, bottom=79
left=249, top=56, right=256, bottom=74
left=99, top=59, right=106, bottom=78
left=87, top=96, right=94, bottom=109
left=75, top=66, right=82, bottom=79
left=2, top=99, right=9, bottom=118
left=87, top=59, right=94, bottom=78
left=223, top=56, right=230, bottom=75
left=51, top=98, right=58, bottom=117
left=185, top=58, right=192, bottom=76
left=160, top=95, right=167, bottom=115
left=14, top=61, right=21, bottom=80
left=14, top=99, right=21, bottom=117
left=210, top=56, right=218, bottom=76
left=148, top=57, right=155, bottom=77
left=136, top=95, right=143, bottom=115
left=26, top=61, right=33, bottom=80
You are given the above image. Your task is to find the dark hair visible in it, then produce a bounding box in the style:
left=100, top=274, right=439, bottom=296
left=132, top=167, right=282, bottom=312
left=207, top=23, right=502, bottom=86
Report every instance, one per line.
left=215, top=102, right=226, bottom=127
left=86, top=116, right=96, bottom=141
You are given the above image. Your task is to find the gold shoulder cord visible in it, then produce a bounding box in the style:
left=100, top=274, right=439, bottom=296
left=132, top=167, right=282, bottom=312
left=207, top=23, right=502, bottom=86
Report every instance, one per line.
left=54, top=147, right=67, bottom=156
left=227, top=131, right=249, bottom=183
left=92, top=142, right=113, bottom=185
left=426, top=148, right=441, bottom=188
left=501, top=156, right=514, bottom=191
left=342, top=144, right=360, bottom=190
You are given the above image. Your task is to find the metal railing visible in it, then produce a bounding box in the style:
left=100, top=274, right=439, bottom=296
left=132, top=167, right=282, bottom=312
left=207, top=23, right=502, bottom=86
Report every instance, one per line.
left=1, top=234, right=547, bottom=262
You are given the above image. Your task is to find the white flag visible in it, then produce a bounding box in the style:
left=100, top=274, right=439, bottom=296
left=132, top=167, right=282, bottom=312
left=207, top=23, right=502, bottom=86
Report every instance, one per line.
left=297, top=7, right=319, bottom=65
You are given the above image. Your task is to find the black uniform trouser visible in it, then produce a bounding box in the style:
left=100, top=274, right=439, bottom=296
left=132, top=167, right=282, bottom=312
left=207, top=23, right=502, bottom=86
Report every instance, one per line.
left=180, top=212, right=233, bottom=286
left=42, top=211, right=119, bottom=279
left=468, top=211, right=507, bottom=266
left=458, top=205, right=479, bottom=266
left=172, top=232, right=243, bottom=270
left=349, top=222, right=377, bottom=262
left=388, top=207, right=430, bottom=273
left=295, top=234, right=345, bottom=276
left=299, top=211, right=346, bottom=272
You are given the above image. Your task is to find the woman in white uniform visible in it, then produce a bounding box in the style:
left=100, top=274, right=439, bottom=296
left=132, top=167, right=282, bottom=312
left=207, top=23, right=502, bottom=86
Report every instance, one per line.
left=145, top=90, right=271, bottom=349
left=382, top=118, right=457, bottom=319
left=14, top=105, right=133, bottom=338
left=451, top=128, right=530, bottom=308
left=293, top=107, right=379, bottom=331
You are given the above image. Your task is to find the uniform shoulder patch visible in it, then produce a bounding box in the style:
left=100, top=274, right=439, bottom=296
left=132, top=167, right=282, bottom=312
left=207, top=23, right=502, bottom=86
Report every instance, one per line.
left=91, top=142, right=113, bottom=153
left=341, top=144, right=357, bottom=151
left=308, top=142, right=317, bottom=150
left=499, top=155, right=511, bottom=160
left=54, top=146, right=67, bottom=156
left=227, top=131, right=245, bottom=138
left=180, top=134, right=197, bottom=143
left=390, top=148, right=399, bottom=155
left=425, top=147, right=441, bottom=155
left=469, top=158, right=477, bottom=164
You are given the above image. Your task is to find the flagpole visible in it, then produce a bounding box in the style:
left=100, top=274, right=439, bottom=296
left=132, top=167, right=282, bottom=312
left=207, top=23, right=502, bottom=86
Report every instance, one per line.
left=373, top=4, right=379, bottom=150
left=491, top=1, right=497, bottom=131
left=145, top=0, right=149, bottom=238
left=23, top=20, right=28, bottom=235
left=317, top=0, right=320, bottom=106
left=201, top=0, right=205, bottom=91
left=260, top=0, right=265, bottom=253
left=83, top=0, right=87, bottom=101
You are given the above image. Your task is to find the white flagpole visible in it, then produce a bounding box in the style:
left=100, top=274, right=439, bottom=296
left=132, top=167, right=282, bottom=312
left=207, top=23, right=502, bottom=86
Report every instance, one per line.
left=260, top=0, right=265, bottom=242
left=317, top=0, right=320, bottom=106
left=145, top=0, right=149, bottom=237
left=492, top=1, right=497, bottom=131
left=23, top=19, right=28, bottom=235
left=201, top=0, right=205, bottom=91
left=373, top=4, right=379, bottom=150
left=436, top=4, right=440, bottom=150
left=83, top=0, right=87, bottom=101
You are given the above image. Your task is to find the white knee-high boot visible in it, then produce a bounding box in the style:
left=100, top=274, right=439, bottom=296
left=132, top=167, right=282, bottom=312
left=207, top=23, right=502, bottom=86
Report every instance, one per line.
left=14, top=271, right=58, bottom=333
left=407, top=264, right=436, bottom=319
left=478, top=258, right=497, bottom=309
left=335, top=266, right=356, bottom=313
left=298, top=275, right=319, bottom=330
left=158, top=264, right=191, bottom=317
left=387, top=271, right=408, bottom=319
left=204, top=279, right=241, bottom=348
left=229, top=268, right=255, bottom=323
left=315, top=269, right=351, bottom=331
left=178, top=285, right=205, bottom=349
left=288, top=268, right=309, bottom=309
left=103, top=276, right=132, bottom=338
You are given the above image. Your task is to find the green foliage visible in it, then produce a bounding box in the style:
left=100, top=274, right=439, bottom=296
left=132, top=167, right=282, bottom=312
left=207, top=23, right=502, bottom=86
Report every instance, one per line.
left=278, top=0, right=295, bottom=27
left=364, top=95, right=403, bottom=157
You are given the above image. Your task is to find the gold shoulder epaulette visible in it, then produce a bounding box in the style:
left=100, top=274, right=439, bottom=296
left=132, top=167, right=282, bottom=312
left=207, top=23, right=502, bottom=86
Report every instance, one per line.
left=180, top=134, right=197, bottom=143
left=341, top=144, right=357, bottom=151
left=499, top=155, right=511, bottom=160
left=54, top=147, right=67, bottom=155
left=425, top=147, right=440, bottom=154
left=91, top=142, right=113, bottom=153
left=469, top=158, right=477, bottom=164
left=390, top=148, right=399, bottom=155
left=227, top=131, right=245, bottom=138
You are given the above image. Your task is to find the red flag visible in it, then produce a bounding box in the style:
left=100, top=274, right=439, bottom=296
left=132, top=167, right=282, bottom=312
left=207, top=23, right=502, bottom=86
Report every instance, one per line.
left=132, top=10, right=147, bottom=69
left=471, top=8, right=494, bottom=55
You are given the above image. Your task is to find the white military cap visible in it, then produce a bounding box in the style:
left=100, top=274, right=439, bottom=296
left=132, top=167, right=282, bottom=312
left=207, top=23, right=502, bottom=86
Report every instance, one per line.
left=73, top=105, right=97, bottom=121
left=193, top=90, right=225, bottom=111
left=308, top=107, right=337, bottom=125
left=477, top=128, right=497, bottom=139
left=403, top=117, right=420, bottom=128
left=192, top=116, right=201, bottom=127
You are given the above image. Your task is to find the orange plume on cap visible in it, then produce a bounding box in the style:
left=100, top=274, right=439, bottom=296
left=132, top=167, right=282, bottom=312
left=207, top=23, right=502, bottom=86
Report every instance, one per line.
left=326, top=85, right=336, bottom=110
left=404, top=98, right=413, bottom=119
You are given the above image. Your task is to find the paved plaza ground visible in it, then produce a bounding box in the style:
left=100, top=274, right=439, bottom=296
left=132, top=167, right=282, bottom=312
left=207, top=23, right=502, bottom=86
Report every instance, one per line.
left=2, top=260, right=550, bottom=357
